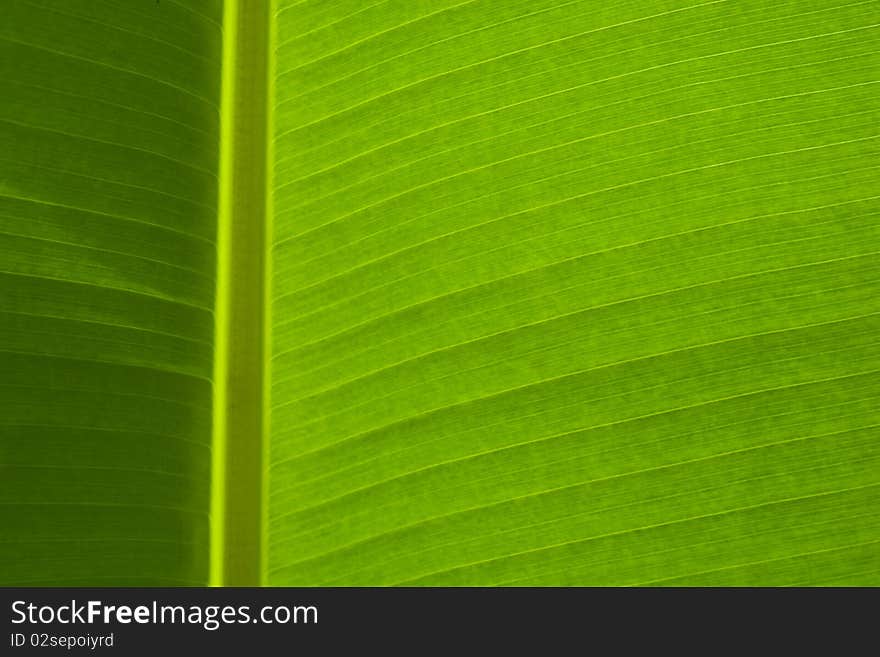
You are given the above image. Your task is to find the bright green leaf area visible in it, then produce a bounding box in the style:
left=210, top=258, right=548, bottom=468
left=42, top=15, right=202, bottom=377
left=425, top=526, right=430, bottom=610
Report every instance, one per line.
left=267, top=0, right=880, bottom=585
left=1, top=0, right=878, bottom=586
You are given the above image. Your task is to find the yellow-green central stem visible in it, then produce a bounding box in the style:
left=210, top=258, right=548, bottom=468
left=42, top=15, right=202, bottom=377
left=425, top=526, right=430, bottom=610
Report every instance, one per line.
left=211, top=0, right=271, bottom=587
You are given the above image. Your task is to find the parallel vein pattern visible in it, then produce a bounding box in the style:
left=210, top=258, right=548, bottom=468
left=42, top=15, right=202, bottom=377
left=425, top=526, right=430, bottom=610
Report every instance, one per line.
left=0, top=0, right=223, bottom=585
left=268, top=0, right=880, bottom=585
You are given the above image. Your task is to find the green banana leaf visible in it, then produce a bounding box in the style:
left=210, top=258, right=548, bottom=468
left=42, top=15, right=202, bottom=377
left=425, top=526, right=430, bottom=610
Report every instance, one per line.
left=0, top=0, right=877, bottom=586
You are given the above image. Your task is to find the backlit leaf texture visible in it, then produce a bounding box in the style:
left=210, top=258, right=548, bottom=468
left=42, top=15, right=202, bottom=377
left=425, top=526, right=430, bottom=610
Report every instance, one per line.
left=0, top=0, right=223, bottom=585
left=267, top=0, right=880, bottom=585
